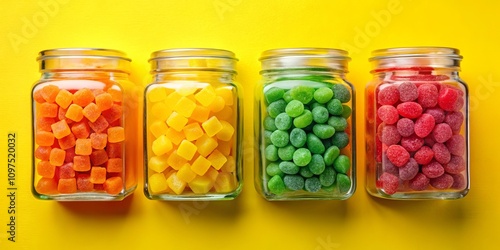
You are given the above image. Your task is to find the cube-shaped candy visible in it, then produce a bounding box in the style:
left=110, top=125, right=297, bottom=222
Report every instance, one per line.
left=207, top=96, right=225, bottom=113
left=82, top=103, right=102, bottom=122
left=165, top=91, right=183, bottom=106
left=216, top=120, right=234, bottom=141
left=166, top=112, right=188, bottom=132
left=152, top=135, right=173, bottom=156
left=214, top=106, right=233, bottom=121
left=174, top=96, right=196, bottom=117
left=40, top=85, right=60, bottom=103
left=183, top=123, right=204, bottom=141
left=51, top=119, right=71, bottom=139
left=107, top=127, right=125, bottom=143
left=49, top=148, right=66, bottom=166
left=167, top=151, right=188, bottom=170
left=204, top=167, right=219, bottom=182
left=36, top=178, right=58, bottom=194
left=71, top=121, right=90, bottom=139
left=188, top=175, right=214, bottom=194
left=151, top=102, right=171, bottom=121
left=90, top=167, right=107, bottom=184
left=90, top=149, right=109, bottom=166
left=177, top=140, right=197, bottom=160
left=149, top=121, right=168, bottom=138
left=215, top=87, right=234, bottom=106
left=166, top=173, right=187, bottom=195
left=90, top=133, right=108, bottom=149
left=75, top=139, right=92, bottom=155
left=202, top=116, right=223, bottom=137
left=190, top=155, right=211, bottom=176
left=33, top=89, right=46, bottom=103
left=36, top=131, right=55, bottom=146
left=190, top=105, right=210, bottom=123
left=39, top=103, right=58, bottom=118
left=37, top=117, right=55, bottom=132
left=64, top=147, right=76, bottom=163
left=104, top=176, right=123, bottom=195
left=65, top=104, right=84, bottom=122
left=37, top=161, right=56, bottom=178
left=106, top=143, right=122, bottom=158
left=148, top=87, right=168, bottom=102
left=107, top=88, right=123, bottom=102
left=101, top=104, right=122, bottom=123
left=88, top=116, right=109, bottom=133
left=214, top=172, right=236, bottom=193
left=148, top=154, right=169, bottom=173
left=207, top=149, right=227, bottom=170
left=176, top=86, right=198, bottom=96
left=35, top=146, right=51, bottom=160
left=165, top=127, right=185, bottom=145
left=106, top=158, right=123, bottom=173
left=73, top=155, right=91, bottom=171
left=177, top=163, right=197, bottom=183
left=59, top=162, right=76, bottom=179
left=149, top=173, right=169, bottom=194
left=221, top=156, right=236, bottom=173
left=58, top=178, right=77, bottom=193
left=73, top=88, right=95, bottom=107
left=195, top=134, right=218, bottom=157
left=194, top=85, right=216, bottom=107
left=216, top=140, right=232, bottom=156
left=76, top=174, right=93, bottom=191
left=55, top=89, right=74, bottom=109
left=58, top=133, right=76, bottom=150
left=95, top=92, right=113, bottom=111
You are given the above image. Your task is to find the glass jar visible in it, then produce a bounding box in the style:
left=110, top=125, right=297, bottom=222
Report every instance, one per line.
left=32, top=48, right=139, bottom=201
left=144, top=48, right=243, bottom=200
left=255, top=48, right=356, bottom=200
left=366, top=47, right=469, bottom=199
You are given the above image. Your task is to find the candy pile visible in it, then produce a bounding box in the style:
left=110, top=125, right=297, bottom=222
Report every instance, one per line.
left=146, top=85, right=238, bottom=195
left=34, top=84, right=125, bottom=195
left=262, top=81, right=353, bottom=196
left=375, top=81, right=467, bottom=194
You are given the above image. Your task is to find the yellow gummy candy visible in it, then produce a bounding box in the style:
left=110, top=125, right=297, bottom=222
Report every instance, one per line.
left=202, top=116, right=223, bottom=137
left=166, top=172, right=186, bottom=195
left=149, top=172, right=169, bottom=194
left=207, top=96, right=225, bottom=113
left=194, top=85, right=216, bottom=107
left=188, top=175, right=214, bottom=194
left=190, top=155, right=211, bottom=176
left=204, top=167, right=219, bottom=182
left=190, top=105, right=210, bottom=123
left=148, top=154, right=169, bottom=173
left=165, top=91, right=183, bottom=106
left=176, top=86, right=198, bottom=96
left=195, top=134, right=218, bottom=157
left=183, top=123, right=204, bottom=141
left=151, top=102, right=172, bottom=121
left=176, top=163, right=197, bottom=183
left=216, top=120, right=234, bottom=141
left=166, top=112, right=188, bottom=132
left=174, top=96, right=196, bottom=117
left=177, top=140, right=198, bottom=161
left=215, top=87, right=234, bottom=106
left=165, top=127, right=185, bottom=145
left=152, top=135, right=173, bottom=156
left=167, top=151, right=187, bottom=170
left=214, top=172, right=236, bottom=193
left=148, top=87, right=167, bottom=103
left=220, top=156, right=236, bottom=173
left=149, top=121, right=168, bottom=138
left=217, top=140, right=232, bottom=156
left=214, top=106, right=233, bottom=122
left=207, top=149, right=227, bottom=170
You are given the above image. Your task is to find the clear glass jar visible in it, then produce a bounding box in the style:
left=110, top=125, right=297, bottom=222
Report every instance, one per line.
left=32, top=48, right=139, bottom=201
left=255, top=48, right=356, bottom=200
left=144, top=48, right=243, bottom=200
left=366, top=47, right=469, bottom=200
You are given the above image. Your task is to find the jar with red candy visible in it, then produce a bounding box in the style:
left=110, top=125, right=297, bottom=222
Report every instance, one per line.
left=366, top=47, right=469, bottom=199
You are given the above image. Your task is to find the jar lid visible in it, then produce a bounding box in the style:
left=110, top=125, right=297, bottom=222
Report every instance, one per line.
left=37, top=48, right=131, bottom=73
left=149, top=48, right=237, bottom=73
left=369, top=47, right=462, bottom=71
left=259, top=48, right=350, bottom=73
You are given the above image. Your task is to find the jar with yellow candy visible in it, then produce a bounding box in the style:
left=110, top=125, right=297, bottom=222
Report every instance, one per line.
left=144, top=48, right=243, bottom=200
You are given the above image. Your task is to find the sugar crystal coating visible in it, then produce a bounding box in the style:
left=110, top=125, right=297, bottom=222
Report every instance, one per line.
left=414, top=146, right=434, bottom=165
left=377, top=172, right=399, bottom=195
left=425, top=108, right=445, bottom=124
left=378, top=85, right=399, bottom=105
left=398, top=82, right=418, bottom=102
left=386, top=145, right=410, bottom=167
left=430, top=173, right=454, bottom=189
left=445, top=111, right=464, bottom=132
left=409, top=173, right=430, bottom=191
left=397, top=102, right=423, bottom=119
left=446, top=134, right=465, bottom=156
left=401, top=135, right=424, bottom=152
left=377, top=105, right=399, bottom=125
left=444, top=155, right=466, bottom=174
left=379, top=124, right=401, bottom=146
left=432, top=123, right=453, bottom=143
left=414, top=114, right=435, bottom=138
left=417, top=84, right=438, bottom=108
left=396, top=118, right=415, bottom=137
left=432, top=143, right=451, bottom=164
left=399, top=158, right=419, bottom=181
left=422, top=161, right=445, bottom=178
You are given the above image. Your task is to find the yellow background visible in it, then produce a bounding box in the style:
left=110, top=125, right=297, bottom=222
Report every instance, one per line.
left=1, top=0, right=500, bottom=249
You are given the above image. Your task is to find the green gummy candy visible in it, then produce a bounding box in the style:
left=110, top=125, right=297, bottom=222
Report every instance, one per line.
left=270, top=130, right=289, bottom=147
left=278, top=144, right=295, bottom=161
left=323, top=146, right=340, bottom=166
left=268, top=175, right=286, bottom=195
left=264, top=130, right=273, bottom=145
left=332, top=84, right=351, bottom=103
left=308, top=154, right=326, bottom=175
left=266, top=162, right=283, bottom=177
left=336, top=173, right=351, bottom=194
left=305, top=177, right=321, bottom=192
left=293, top=110, right=313, bottom=128
left=283, top=90, right=293, bottom=103
left=299, top=166, right=314, bottom=178
left=289, top=128, right=307, bottom=148
left=306, top=133, right=325, bottom=154
left=311, top=106, right=329, bottom=124
left=267, top=99, right=287, bottom=118
left=312, top=124, right=335, bottom=139
left=333, top=155, right=350, bottom=174
left=310, top=102, right=323, bottom=110
left=265, top=87, right=285, bottom=103
left=275, top=113, right=292, bottom=131
left=290, top=85, right=315, bottom=104
left=313, top=87, right=334, bottom=104
left=264, top=116, right=277, bottom=131
left=283, top=175, right=305, bottom=191
left=341, top=105, right=352, bottom=118
left=327, top=116, right=347, bottom=131
left=265, top=144, right=279, bottom=161
left=285, top=100, right=305, bottom=118
left=327, top=99, right=343, bottom=116
left=322, top=183, right=336, bottom=192
left=320, top=167, right=336, bottom=187
left=292, top=148, right=312, bottom=167
left=331, top=132, right=349, bottom=149
left=279, top=161, right=299, bottom=175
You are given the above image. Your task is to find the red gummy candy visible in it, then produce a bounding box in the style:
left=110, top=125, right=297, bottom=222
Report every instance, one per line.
left=382, top=154, right=399, bottom=176
left=399, top=158, right=419, bottom=181
left=446, top=134, right=465, bottom=156
left=422, top=161, right=445, bottom=178
left=444, top=111, right=464, bottom=132
left=417, top=84, right=438, bottom=108
left=377, top=172, right=399, bottom=195
left=397, top=102, right=423, bottom=119
left=398, top=82, right=418, bottom=102
left=64, top=147, right=76, bottom=163
left=378, top=85, right=400, bottom=105
left=401, top=135, right=424, bottom=152
left=430, top=174, right=454, bottom=189
left=378, top=124, right=401, bottom=146
left=59, top=162, right=76, bottom=179
left=386, top=145, right=410, bottom=167
left=438, top=87, right=463, bottom=111
left=377, top=105, right=399, bottom=124
left=424, top=108, right=445, bottom=123
left=414, top=146, right=434, bottom=165
left=414, top=114, right=435, bottom=138
left=432, top=123, right=453, bottom=143
left=424, top=136, right=436, bottom=147
left=444, top=155, right=465, bottom=174
left=432, top=143, right=451, bottom=164
left=396, top=118, right=414, bottom=137
left=409, top=173, right=430, bottom=191
left=451, top=174, right=466, bottom=190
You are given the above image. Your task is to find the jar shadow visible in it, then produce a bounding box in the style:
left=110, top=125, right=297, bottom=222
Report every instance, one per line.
left=58, top=193, right=135, bottom=217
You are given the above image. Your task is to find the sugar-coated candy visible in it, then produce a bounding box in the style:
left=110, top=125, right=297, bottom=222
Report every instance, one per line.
left=432, top=123, right=452, bottom=143
left=337, top=174, right=351, bottom=193
left=446, top=134, right=465, bottom=156
left=328, top=116, right=347, bottom=131
left=58, top=178, right=77, bottom=193
left=386, top=145, right=410, bottom=167
left=398, top=82, right=418, bottom=102
left=396, top=118, right=414, bottom=137
left=293, top=148, right=312, bottom=167
left=451, top=173, right=466, bottom=190
left=397, top=102, right=423, bottom=119
left=445, top=111, right=464, bottom=132
left=104, top=177, right=123, bottom=195
left=268, top=175, right=286, bottom=195
left=278, top=145, right=295, bottom=161
left=444, top=155, right=465, bottom=174
left=333, top=155, right=350, bottom=174
left=304, top=177, right=321, bottom=192
left=306, top=133, right=325, bottom=154
left=379, top=124, right=401, bottom=146
left=326, top=99, right=343, bottom=116
left=314, top=87, right=334, bottom=104
left=308, top=154, right=325, bottom=175
left=399, top=158, right=419, bottom=181
left=73, top=88, right=95, bottom=107
left=377, top=172, right=399, bottom=195
left=289, top=128, right=307, bottom=148
left=284, top=175, right=305, bottom=191
left=377, top=105, right=399, bottom=125
left=323, top=146, right=340, bottom=166
left=422, top=161, right=444, bottom=178
left=401, top=135, right=424, bottom=152
left=424, top=108, right=445, bottom=123
left=417, top=84, right=438, bottom=108
left=378, top=85, right=399, bottom=105
left=430, top=173, right=454, bottom=189
left=332, top=84, right=351, bottom=103
left=432, top=143, right=451, bottom=164
left=290, top=85, right=315, bottom=104
left=40, top=85, right=60, bottom=103
left=275, top=113, right=292, bottom=131
left=279, top=161, right=299, bottom=175
left=319, top=167, right=336, bottom=187
left=409, top=173, right=430, bottom=191
left=312, top=124, right=335, bottom=139
left=414, top=146, right=434, bottom=165
left=39, top=103, right=59, bottom=118
left=414, top=114, right=435, bottom=138
left=438, top=87, right=463, bottom=111
left=265, top=87, right=285, bottom=103
left=293, top=109, right=313, bottom=128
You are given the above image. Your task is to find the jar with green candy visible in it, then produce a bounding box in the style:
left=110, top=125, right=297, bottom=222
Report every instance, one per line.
left=255, top=48, right=356, bottom=200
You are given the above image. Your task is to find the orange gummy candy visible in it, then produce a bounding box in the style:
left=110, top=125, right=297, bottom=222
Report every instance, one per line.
left=36, top=131, right=55, bottom=146
left=51, top=119, right=71, bottom=139
left=58, top=178, right=77, bottom=193
left=103, top=176, right=123, bottom=195
left=36, top=117, right=55, bottom=132
left=55, top=89, right=74, bottom=109
left=90, top=133, right=107, bottom=149
left=73, top=88, right=95, bottom=107
left=107, top=127, right=125, bottom=143
left=59, top=162, right=75, bottom=179
left=40, top=85, right=60, bottom=103
left=39, top=103, right=58, bottom=118
left=35, top=146, right=52, bottom=160
left=58, top=133, right=76, bottom=150
left=73, top=155, right=91, bottom=171
left=90, top=167, right=107, bottom=184
left=106, top=158, right=122, bottom=173
left=76, top=174, right=94, bottom=192
left=88, top=116, right=109, bottom=133
left=36, top=178, right=58, bottom=194
left=65, top=104, right=84, bottom=122
left=75, top=138, right=92, bottom=155
left=95, top=92, right=113, bottom=111
left=49, top=148, right=66, bottom=166
left=107, top=88, right=122, bottom=102
left=33, top=89, right=46, bottom=103
left=90, top=149, right=109, bottom=166
left=101, top=104, right=122, bottom=123
left=37, top=161, right=56, bottom=178
left=71, top=121, right=90, bottom=139
left=106, top=143, right=122, bottom=158
left=82, top=103, right=101, bottom=122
